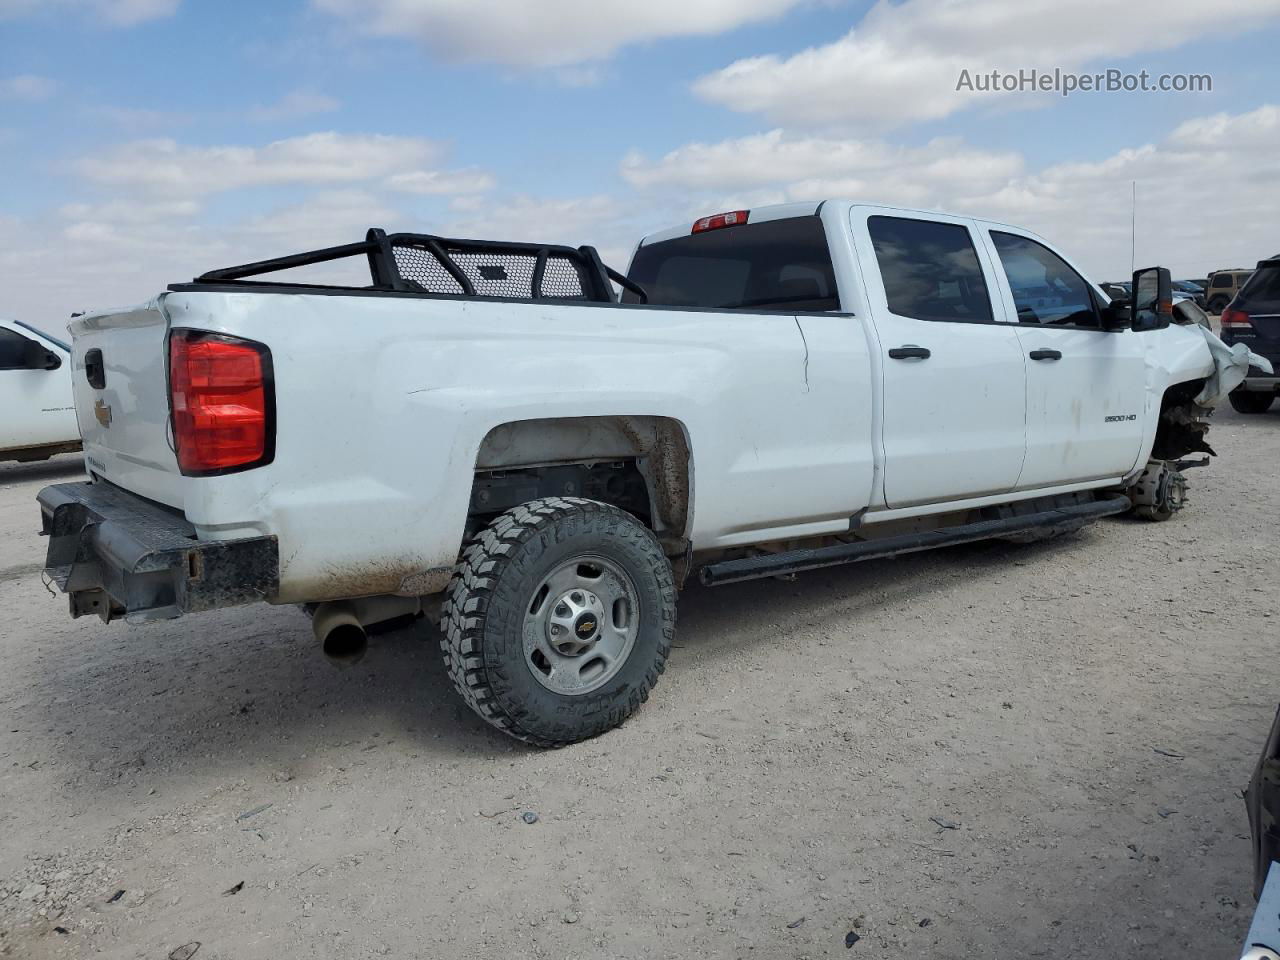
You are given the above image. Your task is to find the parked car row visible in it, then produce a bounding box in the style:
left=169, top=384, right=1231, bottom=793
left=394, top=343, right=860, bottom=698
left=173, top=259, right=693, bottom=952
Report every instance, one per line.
left=1103, top=278, right=1206, bottom=310
left=1106, top=268, right=1261, bottom=315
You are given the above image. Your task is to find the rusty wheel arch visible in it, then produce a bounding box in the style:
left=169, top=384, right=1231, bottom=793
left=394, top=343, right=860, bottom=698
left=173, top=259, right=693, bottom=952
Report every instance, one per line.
left=472, top=415, right=693, bottom=547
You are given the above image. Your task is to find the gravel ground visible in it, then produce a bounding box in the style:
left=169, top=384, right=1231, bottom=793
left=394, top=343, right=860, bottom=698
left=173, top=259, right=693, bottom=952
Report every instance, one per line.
left=1, top=405, right=1277, bottom=960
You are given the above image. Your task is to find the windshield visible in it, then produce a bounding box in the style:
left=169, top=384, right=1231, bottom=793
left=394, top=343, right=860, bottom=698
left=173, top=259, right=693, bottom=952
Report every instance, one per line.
left=625, top=216, right=839, bottom=311
left=13, top=319, right=69, bottom=352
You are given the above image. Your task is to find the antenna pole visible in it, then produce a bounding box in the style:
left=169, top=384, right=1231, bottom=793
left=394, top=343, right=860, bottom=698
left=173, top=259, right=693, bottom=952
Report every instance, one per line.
left=1130, top=180, right=1137, bottom=274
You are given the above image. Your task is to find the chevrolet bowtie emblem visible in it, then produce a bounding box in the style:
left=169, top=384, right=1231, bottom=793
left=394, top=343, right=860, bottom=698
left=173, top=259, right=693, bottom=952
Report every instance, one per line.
left=94, top=400, right=112, bottom=428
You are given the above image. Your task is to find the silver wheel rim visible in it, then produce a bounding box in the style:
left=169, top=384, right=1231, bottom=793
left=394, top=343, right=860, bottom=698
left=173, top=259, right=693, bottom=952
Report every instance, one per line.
left=522, top=554, right=640, bottom=696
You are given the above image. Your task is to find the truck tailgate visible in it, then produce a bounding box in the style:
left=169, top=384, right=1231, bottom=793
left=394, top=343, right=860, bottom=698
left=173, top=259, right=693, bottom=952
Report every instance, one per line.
left=70, top=298, right=183, bottom=507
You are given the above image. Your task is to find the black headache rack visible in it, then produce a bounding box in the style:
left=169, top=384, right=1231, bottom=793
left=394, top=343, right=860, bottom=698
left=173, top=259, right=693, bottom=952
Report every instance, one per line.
left=185, top=228, right=648, bottom=303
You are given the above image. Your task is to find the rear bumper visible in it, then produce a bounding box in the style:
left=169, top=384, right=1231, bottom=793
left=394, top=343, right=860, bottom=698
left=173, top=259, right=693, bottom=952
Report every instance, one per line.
left=37, top=481, right=278, bottom=623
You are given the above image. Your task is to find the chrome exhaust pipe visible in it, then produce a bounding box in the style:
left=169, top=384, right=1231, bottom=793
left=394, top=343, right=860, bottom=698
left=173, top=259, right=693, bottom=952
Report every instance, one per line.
left=312, top=601, right=368, bottom=667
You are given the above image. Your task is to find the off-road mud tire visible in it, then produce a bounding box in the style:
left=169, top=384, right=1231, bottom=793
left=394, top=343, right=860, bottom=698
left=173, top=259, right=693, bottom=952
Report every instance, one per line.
left=1229, top=391, right=1275, bottom=415
left=441, top=497, right=677, bottom=747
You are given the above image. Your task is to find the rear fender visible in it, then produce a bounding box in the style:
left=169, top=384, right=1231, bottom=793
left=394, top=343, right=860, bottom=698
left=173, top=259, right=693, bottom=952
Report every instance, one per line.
left=475, top=415, right=693, bottom=542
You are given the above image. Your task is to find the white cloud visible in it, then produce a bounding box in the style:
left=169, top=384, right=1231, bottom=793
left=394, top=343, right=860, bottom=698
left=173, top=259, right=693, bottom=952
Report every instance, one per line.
left=3, top=190, right=405, bottom=330
left=312, top=0, right=811, bottom=67
left=240, top=190, right=398, bottom=241
left=954, top=104, right=1280, bottom=277
left=386, top=168, right=495, bottom=195
left=95, top=0, right=178, bottom=22
left=694, top=0, right=1280, bottom=129
left=1, top=73, right=56, bottom=101
left=553, top=66, right=605, bottom=88
left=76, top=132, right=441, bottom=195
left=623, top=129, right=1023, bottom=200
left=58, top=198, right=202, bottom=223
left=623, top=105, right=1280, bottom=281
left=13, top=105, right=1277, bottom=339
left=0, top=0, right=178, bottom=24
left=442, top=194, right=619, bottom=239
left=248, top=90, right=341, bottom=122
left=87, top=104, right=192, bottom=130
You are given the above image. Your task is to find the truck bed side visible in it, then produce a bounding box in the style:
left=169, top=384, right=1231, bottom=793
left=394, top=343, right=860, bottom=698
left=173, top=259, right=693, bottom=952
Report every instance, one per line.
left=72, top=289, right=876, bottom=603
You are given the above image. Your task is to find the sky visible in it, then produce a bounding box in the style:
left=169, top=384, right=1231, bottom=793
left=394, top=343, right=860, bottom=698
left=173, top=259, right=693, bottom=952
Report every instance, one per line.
left=2, top=0, right=1279, bottom=334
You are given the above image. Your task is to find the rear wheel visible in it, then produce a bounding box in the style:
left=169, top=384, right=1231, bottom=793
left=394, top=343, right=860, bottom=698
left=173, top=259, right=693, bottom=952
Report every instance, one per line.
left=1229, top=390, right=1275, bottom=414
left=440, top=497, right=676, bottom=747
left=1208, top=295, right=1231, bottom=313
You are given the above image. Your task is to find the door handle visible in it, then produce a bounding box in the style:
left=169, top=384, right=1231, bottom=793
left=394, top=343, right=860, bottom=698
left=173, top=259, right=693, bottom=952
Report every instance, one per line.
left=888, top=345, right=931, bottom=360
left=1029, top=349, right=1062, bottom=361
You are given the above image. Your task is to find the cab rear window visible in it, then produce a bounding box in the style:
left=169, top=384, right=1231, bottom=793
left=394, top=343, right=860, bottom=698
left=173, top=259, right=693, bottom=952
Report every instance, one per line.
left=624, top=216, right=839, bottom=311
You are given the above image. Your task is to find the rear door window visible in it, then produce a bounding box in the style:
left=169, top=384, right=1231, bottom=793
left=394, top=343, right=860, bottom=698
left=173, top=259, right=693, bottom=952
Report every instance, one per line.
left=1239, top=264, right=1280, bottom=311
left=625, top=216, right=839, bottom=311
left=867, top=216, right=993, bottom=323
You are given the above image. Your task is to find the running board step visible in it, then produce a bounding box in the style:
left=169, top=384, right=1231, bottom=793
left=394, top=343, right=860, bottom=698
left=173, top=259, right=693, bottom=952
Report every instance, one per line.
left=699, top=494, right=1132, bottom=587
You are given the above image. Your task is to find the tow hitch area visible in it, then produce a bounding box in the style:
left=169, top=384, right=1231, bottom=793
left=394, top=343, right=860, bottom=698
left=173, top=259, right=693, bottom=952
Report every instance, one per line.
left=38, top=481, right=278, bottom=624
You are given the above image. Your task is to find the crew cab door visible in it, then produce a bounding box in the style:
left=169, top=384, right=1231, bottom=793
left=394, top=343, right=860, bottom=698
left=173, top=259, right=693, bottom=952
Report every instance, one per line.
left=855, top=212, right=1027, bottom=508
left=0, top=321, right=77, bottom=451
left=978, top=228, right=1147, bottom=487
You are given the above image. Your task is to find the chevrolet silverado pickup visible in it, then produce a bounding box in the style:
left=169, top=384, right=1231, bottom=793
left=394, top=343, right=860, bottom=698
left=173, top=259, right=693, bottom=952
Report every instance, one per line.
left=35, top=200, right=1261, bottom=746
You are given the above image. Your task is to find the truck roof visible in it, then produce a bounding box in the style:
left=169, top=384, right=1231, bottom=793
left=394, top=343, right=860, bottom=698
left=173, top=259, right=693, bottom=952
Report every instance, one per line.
left=636, top=199, right=1037, bottom=248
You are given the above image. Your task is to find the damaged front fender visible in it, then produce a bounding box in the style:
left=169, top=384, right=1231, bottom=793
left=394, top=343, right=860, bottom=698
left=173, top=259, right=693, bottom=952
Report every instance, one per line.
left=1191, top=323, right=1275, bottom=407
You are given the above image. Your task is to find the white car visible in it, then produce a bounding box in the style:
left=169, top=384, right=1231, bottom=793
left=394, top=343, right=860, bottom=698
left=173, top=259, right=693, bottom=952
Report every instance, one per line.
left=35, top=201, right=1256, bottom=746
left=1, top=318, right=80, bottom=463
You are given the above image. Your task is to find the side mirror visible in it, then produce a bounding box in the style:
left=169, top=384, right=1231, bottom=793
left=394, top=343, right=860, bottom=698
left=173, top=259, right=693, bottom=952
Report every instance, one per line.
left=1100, top=299, right=1131, bottom=331
left=21, top=339, right=61, bottom=371
left=1132, top=266, right=1173, bottom=331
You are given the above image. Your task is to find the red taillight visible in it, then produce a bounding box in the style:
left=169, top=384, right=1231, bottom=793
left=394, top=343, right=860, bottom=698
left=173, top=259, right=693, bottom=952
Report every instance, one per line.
left=169, top=331, right=273, bottom=475
left=692, top=210, right=749, bottom=233
left=1221, top=306, right=1252, bottom=330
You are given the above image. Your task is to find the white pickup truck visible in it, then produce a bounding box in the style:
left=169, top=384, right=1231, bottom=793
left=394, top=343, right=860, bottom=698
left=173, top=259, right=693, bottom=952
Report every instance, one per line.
left=1, top=318, right=80, bottom=463
left=36, top=200, right=1253, bottom=746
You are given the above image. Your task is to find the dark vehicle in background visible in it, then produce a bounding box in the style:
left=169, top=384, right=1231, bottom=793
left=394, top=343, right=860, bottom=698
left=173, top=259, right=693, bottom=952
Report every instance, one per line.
left=1100, top=281, right=1130, bottom=301
left=1206, top=268, right=1255, bottom=313
left=1221, top=257, right=1280, bottom=414
left=1173, top=280, right=1206, bottom=308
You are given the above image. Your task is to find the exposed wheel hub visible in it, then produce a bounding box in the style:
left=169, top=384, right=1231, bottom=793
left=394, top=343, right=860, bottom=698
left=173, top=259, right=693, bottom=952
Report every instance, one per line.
left=547, top=589, right=606, bottom=656
left=523, top=555, right=640, bottom=696
left=1131, top=459, right=1188, bottom=520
